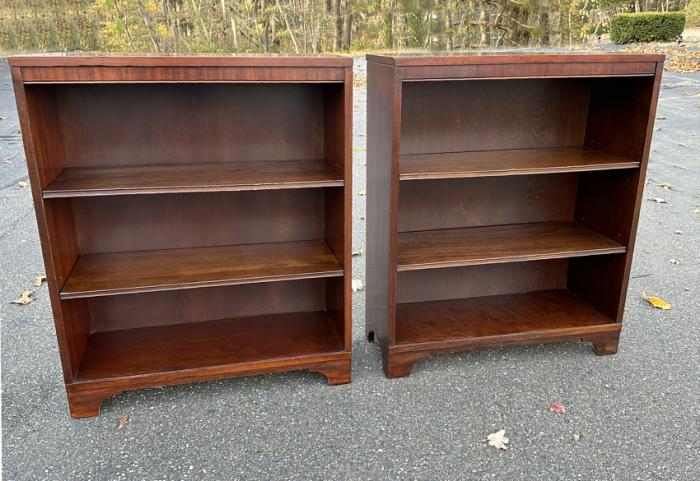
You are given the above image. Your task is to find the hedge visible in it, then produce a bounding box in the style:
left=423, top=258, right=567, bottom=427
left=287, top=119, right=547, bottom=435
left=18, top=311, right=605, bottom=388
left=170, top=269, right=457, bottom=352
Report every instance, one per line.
left=610, top=12, right=686, bottom=44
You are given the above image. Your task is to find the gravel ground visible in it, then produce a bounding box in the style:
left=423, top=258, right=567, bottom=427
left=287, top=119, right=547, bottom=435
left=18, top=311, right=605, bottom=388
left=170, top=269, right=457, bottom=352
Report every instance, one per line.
left=1, top=57, right=698, bottom=481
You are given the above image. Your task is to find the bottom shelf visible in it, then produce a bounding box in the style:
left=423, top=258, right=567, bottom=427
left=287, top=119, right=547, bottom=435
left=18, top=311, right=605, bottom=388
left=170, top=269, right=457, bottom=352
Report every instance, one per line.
left=76, top=311, right=344, bottom=382
left=395, top=289, right=618, bottom=348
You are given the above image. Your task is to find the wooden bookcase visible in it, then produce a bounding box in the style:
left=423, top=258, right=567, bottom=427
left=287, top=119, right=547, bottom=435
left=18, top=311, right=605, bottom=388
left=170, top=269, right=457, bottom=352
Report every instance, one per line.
left=10, top=56, right=353, bottom=418
left=365, top=53, right=664, bottom=378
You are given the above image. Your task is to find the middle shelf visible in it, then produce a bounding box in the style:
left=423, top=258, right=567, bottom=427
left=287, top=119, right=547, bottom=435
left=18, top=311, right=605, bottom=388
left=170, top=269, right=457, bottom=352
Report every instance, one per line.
left=399, top=147, right=639, bottom=180
left=397, top=221, right=625, bottom=271
left=43, top=159, right=343, bottom=198
left=61, top=240, right=343, bottom=299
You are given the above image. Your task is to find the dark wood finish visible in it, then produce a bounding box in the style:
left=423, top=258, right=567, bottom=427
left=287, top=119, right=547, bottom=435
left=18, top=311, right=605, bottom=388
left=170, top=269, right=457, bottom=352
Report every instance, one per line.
left=398, top=174, right=578, bottom=232
left=395, top=290, right=617, bottom=346
left=365, top=61, right=400, bottom=347
left=11, top=55, right=352, bottom=417
left=44, top=160, right=343, bottom=197
left=400, top=147, right=638, bottom=180
left=397, top=221, right=625, bottom=271
left=61, top=240, right=342, bottom=299
left=77, top=311, right=344, bottom=381
left=397, top=260, right=568, bottom=304
left=366, top=53, right=663, bottom=377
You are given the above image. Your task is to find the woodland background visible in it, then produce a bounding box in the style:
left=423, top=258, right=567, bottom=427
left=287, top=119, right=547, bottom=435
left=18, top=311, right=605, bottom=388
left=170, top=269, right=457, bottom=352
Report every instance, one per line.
left=1, top=0, right=698, bottom=54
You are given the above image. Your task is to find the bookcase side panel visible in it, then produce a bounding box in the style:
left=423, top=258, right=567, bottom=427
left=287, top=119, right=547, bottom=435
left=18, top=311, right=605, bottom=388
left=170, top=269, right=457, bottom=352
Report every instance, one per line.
left=12, top=71, right=88, bottom=382
left=572, top=66, right=663, bottom=321
left=365, top=62, right=400, bottom=347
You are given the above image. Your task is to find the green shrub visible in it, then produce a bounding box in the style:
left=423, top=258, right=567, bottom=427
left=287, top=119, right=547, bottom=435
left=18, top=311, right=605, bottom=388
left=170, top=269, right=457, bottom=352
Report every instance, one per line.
left=610, top=12, right=686, bottom=44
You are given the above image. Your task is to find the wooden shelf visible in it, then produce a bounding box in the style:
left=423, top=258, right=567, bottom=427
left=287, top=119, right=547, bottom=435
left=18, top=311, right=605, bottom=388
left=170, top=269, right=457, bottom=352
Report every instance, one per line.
left=399, top=148, right=639, bottom=180
left=76, top=311, right=344, bottom=382
left=44, top=159, right=343, bottom=198
left=61, top=240, right=343, bottom=299
left=395, top=289, right=618, bottom=347
left=397, top=221, right=625, bottom=271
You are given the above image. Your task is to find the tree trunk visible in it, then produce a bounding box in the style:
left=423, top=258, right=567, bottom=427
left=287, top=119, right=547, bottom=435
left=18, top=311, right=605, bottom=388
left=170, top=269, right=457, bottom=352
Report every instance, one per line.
left=540, top=9, right=549, bottom=45
left=479, top=1, right=487, bottom=46
left=342, top=0, right=352, bottom=50
left=334, top=0, right=342, bottom=51
left=445, top=0, right=453, bottom=50
left=384, top=0, right=395, bottom=48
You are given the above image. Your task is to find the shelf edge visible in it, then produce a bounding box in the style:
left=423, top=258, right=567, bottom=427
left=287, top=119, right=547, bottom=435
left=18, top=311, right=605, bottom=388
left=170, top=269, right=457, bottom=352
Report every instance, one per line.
left=399, top=161, right=640, bottom=181
left=397, top=246, right=626, bottom=272
left=43, top=179, right=345, bottom=199
left=391, top=322, right=621, bottom=353
left=60, top=269, right=345, bottom=300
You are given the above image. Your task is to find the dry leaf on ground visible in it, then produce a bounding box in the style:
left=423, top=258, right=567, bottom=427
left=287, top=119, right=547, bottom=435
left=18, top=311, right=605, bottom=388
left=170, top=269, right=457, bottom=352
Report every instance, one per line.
left=642, top=292, right=671, bottom=310
left=487, top=430, right=508, bottom=450
left=118, top=415, right=129, bottom=429
left=33, top=275, right=47, bottom=287
left=351, top=279, right=364, bottom=292
left=647, top=197, right=667, bottom=204
left=352, top=250, right=363, bottom=257
left=669, top=259, right=680, bottom=265
left=692, top=208, right=700, bottom=214
left=656, top=182, right=672, bottom=189
left=11, top=290, right=33, bottom=305
left=357, top=190, right=367, bottom=196
left=18, top=181, right=29, bottom=188
left=674, top=230, right=683, bottom=235
left=548, top=402, right=566, bottom=414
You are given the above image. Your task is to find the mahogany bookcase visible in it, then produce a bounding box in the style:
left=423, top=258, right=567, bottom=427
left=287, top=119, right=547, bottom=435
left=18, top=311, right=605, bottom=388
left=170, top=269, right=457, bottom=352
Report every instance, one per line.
left=10, top=55, right=353, bottom=418
left=365, top=53, right=664, bottom=378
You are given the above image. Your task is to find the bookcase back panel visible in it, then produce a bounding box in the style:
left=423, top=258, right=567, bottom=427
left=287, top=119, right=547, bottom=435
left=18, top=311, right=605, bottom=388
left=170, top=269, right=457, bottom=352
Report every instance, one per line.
left=84, top=279, right=329, bottom=331
left=398, top=175, right=577, bottom=232
left=400, top=79, right=590, bottom=155
left=70, top=189, right=327, bottom=254
left=585, top=76, right=656, bottom=161
left=397, top=260, right=568, bottom=304
left=53, top=83, right=332, bottom=167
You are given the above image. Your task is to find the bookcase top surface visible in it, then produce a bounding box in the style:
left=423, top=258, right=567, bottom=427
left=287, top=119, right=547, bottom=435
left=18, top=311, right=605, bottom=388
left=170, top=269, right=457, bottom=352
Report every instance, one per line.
left=366, top=51, right=665, bottom=67
left=9, top=54, right=353, bottom=68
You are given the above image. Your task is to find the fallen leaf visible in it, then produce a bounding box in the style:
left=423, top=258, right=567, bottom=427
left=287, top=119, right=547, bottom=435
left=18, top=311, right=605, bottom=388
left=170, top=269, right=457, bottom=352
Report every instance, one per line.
left=669, top=259, right=680, bottom=265
left=360, top=216, right=365, bottom=220
left=656, top=182, right=672, bottom=189
left=656, top=115, right=667, bottom=120
left=548, top=402, right=566, bottom=414
left=2, top=159, right=10, bottom=164
left=33, top=275, right=47, bottom=287
left=352, top=249, right=363, bottom=257
left=642, top=292, right=671, bottom=310
left=18, top=181, right=29, bottom=188
left=352, top=147, right=364, bottom=152
left=487, top=430, right=508, bottom=450
left=351, top=279, right=364, bottom=292
left=574, top=433, right=586, bottom=441
left=654, top=127, right=662, bottom=132
left=118, top=415, right=129, bottom=429
left=0, top=116, right=6, bottom=120
left=647, top=197, right=667, bottom=204
left=11, top=290, right=33, bottom=305
left=674, top=230, right=683, bottom=234
left=692, top=208, right=699, bottom=214
left=357, top=190, right=367, bottom=196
